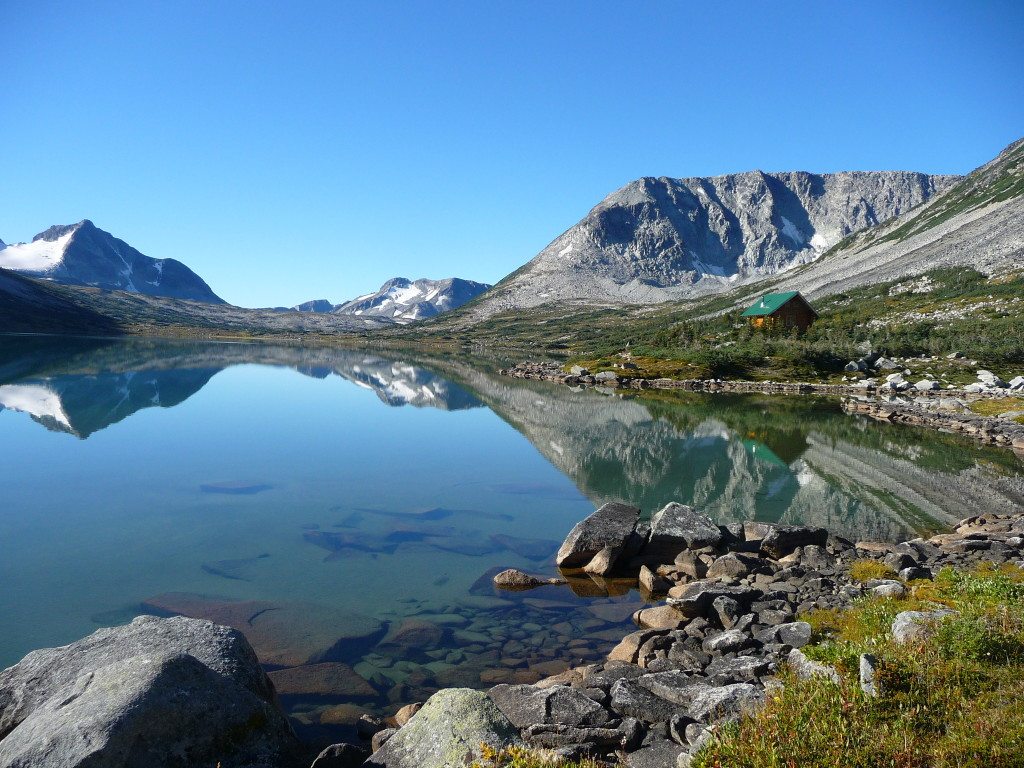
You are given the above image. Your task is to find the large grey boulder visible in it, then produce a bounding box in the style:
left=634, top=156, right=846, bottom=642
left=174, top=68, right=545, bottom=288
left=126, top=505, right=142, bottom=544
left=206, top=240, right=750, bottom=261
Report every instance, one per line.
left=0, top=616, right=297, bottom=768
left=489, top=684, right=609, bottom=730
left=891, top=610, right=957, bottom=644
left=366, top=689, right=520, bottom=768
left=643, top=503, right=722, bottom=563
left=555, top=502, right=640, bottom=569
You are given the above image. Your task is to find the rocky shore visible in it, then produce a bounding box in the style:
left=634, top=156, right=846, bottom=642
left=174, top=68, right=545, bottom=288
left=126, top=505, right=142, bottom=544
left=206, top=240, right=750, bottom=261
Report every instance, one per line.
left=2, top=503, right=1022, bottom=767
left=500, top=361, right=1024, bottom=453
left=356, top=502, right=1024, bottom=767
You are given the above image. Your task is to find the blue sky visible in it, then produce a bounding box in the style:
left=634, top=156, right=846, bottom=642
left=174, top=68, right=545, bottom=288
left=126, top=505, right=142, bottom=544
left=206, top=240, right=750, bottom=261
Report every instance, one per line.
left=2, top=1, right=1022, bottom=307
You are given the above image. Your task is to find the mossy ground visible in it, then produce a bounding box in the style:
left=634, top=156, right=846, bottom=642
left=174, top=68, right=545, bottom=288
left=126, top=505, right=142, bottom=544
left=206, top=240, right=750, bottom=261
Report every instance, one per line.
left=691, top=564, right=1024, bottom=768
left=968, top=397, right=1024, bottom=424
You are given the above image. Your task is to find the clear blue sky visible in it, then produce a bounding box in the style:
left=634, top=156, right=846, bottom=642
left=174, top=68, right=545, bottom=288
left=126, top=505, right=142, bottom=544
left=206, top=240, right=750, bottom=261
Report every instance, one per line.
left=2, top=1, right=1022, bottom=307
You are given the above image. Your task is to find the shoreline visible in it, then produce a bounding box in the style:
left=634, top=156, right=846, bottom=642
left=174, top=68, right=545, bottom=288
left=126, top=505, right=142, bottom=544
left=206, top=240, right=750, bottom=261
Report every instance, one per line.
left=358, top=504, right=1024, bottom=767
left=500, top=361, right=1024, bottom=454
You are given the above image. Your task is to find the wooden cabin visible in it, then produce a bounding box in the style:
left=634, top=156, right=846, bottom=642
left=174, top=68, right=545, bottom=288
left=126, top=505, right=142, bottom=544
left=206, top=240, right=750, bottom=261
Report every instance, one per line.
left=741, top=291, right=817, bottom=331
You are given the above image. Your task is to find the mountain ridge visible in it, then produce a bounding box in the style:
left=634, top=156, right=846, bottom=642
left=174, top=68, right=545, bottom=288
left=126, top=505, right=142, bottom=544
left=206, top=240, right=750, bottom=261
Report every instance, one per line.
left=464, top=169, right=957, bottom=319
left=293, top=276, right=492, bottom=324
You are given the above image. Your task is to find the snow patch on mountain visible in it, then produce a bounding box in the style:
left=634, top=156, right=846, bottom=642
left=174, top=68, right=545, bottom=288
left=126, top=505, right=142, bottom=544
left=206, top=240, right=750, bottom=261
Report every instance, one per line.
left=0, top=230, right=76, bottom=273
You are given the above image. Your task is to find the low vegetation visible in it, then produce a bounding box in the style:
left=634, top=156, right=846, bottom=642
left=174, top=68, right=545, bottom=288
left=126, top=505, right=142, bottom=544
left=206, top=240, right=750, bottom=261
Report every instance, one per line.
left=691, top=564, right=1024, bottom=768
left=847, top=559, right=897, bottom=583
left=968, top=396, right=1024, bottom=424
left=412, top=267, right=1024, bottom=382
left=471, top=744, right=603, bottom=768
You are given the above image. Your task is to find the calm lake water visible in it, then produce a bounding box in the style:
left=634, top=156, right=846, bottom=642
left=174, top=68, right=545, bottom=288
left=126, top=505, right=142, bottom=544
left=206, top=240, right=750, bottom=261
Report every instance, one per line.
left=2, top=336, right=1022, bottom=745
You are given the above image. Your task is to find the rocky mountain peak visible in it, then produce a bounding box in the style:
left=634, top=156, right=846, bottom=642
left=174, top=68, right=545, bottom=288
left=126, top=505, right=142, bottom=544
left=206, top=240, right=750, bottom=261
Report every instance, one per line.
left=32, top=220, right=92, bottom=243
left=468, top=168, right=957, bottom=317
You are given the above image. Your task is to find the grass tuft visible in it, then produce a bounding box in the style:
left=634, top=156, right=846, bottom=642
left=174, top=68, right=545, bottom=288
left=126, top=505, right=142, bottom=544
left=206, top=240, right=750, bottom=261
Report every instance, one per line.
left=848, top=559, right=897, bottom=583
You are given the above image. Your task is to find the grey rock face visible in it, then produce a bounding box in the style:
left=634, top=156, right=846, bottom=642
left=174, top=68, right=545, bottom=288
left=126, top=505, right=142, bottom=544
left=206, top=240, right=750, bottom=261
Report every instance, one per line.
left=0, top=616, right=297, bottom=768
left=365, top=688, right=521, bottom=768
left=0, top=220, right=224, bottom=303
left=0, top=615, right=276, bottom=739
left=470, top=169, right=953, bottom=316
left=555, top=501, right=641, bottom=569
left=487, top=684, right=609, bottom=730
left=777, top=138, right=1024, bottom=306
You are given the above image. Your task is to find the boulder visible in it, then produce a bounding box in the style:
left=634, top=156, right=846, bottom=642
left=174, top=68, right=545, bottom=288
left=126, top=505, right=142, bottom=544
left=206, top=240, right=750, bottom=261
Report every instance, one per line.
left=891, top=610, right=957, bottom=644
left=915, top=379, right=940, bottom=391
left=487, top=684, right=551, bottom=729
left=634, top=605, right=686, bottom=630
left=365, top=689, right=520, bottom=768
left=556, top=502, right=641, bottom=570
left=607, top=630, right=666, bottom=664
left=375, top=619, right=445, bottom=658
left=609, top=678, right=685, bottom=722
left=492, top=569, right=562, bottom=590
left=311, top=743, right=371, bottom=768
left=643, top=503, right=722, bottom=563
left=787, top=648, right=840, bottom=683
left=624, top=737, right=686, bottom=768
left=706, top=552, right=766, bottom=580
left=394, top=702, right=423, bottom=727
left=0, top=616, right=297, bottom=768
left=859, top=654, right=879, bottom=697
left=684, top=683, right=764, bottom=723
left=760, top=526, right=828, bottom=560
left=765, top=626, right=811, bottom=651
left=667, top=582, right=761, bottom=618
left=702, top=630, right=752, bottom=654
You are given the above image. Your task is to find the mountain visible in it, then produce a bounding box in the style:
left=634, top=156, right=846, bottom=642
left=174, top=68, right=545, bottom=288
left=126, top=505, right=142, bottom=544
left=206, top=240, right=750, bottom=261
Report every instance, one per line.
left=0, top=220, right=224, bottom=303
left=294, top=277, right=492, bottom=324
left=293, top=299, right=335, bottom=313
left=467, top=170, right=956, bottom=318
left=772, top=137, right=1024, bottom=299
left=0, top=266, right=390, bottom=337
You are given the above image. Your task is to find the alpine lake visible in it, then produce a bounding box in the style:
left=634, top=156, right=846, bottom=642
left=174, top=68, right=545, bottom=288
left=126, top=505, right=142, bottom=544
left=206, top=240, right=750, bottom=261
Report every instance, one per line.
left=2, top=335, right=1022, bottom=748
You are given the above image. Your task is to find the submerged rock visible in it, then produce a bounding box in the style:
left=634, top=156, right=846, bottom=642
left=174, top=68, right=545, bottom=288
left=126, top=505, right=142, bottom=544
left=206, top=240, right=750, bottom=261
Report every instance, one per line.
left=492, top=569, right=557, bottom=590
left=140, top=592, right=385, bottom=667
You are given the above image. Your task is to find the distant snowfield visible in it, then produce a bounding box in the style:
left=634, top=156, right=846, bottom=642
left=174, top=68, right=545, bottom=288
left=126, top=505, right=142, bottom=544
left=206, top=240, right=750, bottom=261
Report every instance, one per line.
left=0, top=233, right=72, bottom=273
left=0, top=384, right=72, bottom=429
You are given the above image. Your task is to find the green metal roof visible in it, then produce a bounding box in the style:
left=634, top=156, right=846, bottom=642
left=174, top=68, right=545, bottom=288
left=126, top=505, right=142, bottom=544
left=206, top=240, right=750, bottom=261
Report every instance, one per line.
left=741, top=291, right=802, bottom=317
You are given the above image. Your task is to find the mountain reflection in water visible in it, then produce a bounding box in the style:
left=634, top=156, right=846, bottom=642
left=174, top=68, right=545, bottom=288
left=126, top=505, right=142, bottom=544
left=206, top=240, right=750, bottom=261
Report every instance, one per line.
left=1, top=335, right=1021, bottom=541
